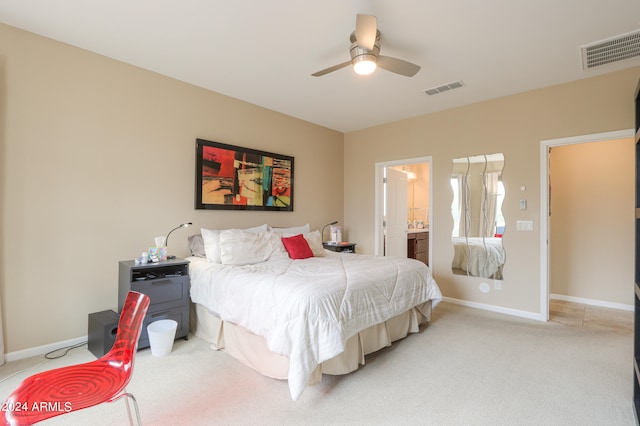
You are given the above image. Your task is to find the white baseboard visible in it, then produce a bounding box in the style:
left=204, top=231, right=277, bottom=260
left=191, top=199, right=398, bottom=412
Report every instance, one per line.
left=443, top=297, right=544, bottom=321
left=550, top=293, right=634, bottom=312
left=5, top=335, right=87, bottom=363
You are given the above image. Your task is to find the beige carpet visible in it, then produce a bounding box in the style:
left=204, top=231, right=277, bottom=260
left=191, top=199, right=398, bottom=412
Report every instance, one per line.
left=0, top=302, right=634, bottom=425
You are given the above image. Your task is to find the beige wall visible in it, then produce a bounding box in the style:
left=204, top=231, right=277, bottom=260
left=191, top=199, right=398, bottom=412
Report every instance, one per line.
left=549, top=139, right=634, bottom=305
left=0, top=24, right=344, bottom=353
left=2, top=21, right=638, bottom=354
left=344, top=67, right=639, bottom=315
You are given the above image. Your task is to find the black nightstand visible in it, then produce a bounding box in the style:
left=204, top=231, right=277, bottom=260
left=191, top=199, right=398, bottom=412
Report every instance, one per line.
left=118, top=258, right=190, bottom=349
left=323, top=242, right=356, bottom=253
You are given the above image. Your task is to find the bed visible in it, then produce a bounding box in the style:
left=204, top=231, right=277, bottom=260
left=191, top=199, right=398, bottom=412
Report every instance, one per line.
left=187, top=225, right=442, bottom=400
left=451, top=236, right=505, bottom=279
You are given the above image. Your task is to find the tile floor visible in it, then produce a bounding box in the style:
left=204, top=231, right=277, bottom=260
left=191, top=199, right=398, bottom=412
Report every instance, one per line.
left=549, top=299, right=633, bottom=335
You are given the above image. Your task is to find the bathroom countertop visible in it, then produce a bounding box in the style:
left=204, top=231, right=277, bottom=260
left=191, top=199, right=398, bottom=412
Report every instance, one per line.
left=407, top=228, right=429, bottom=233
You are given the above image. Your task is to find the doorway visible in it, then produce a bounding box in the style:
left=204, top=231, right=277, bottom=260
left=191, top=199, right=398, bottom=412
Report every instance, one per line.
left=540, top=129, right=634, bottom=321
left=374, top=156, right=432, bottom=261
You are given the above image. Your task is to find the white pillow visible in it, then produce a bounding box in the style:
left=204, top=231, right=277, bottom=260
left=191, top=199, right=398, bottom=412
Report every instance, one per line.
left=271, top=224, right=310, bottom=236
left=187, top=234, right=206, bottom=257
left=201, top=224, right=268, bottom=263
left=304, top=230, right=324, bottom=257
left=270, top=229, right=324, bottom=258
left=219, top=229, right=275, bottom=265
left=269, top=232, right=290, bottom=260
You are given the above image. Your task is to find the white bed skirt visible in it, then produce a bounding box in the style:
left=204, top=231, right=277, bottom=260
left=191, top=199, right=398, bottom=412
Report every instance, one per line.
left=191, top=301, right=433, bottom=385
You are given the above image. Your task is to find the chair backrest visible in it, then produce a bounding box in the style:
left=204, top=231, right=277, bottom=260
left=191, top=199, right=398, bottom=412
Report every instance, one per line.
left=106, top=291, right=150, bottom=366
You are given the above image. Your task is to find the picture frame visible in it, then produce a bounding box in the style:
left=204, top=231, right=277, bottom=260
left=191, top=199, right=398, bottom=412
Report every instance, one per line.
left=195, top=138, right=294, bottom=211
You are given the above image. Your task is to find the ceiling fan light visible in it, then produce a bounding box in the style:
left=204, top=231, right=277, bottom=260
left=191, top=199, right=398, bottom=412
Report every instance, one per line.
left=353, top=57, right=377, bottom=75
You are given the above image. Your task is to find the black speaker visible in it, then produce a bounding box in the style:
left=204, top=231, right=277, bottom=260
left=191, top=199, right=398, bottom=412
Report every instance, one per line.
left=88, top=310, right=119, bottom=358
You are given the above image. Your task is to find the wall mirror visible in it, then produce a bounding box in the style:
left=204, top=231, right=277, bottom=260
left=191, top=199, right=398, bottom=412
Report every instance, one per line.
left=451, top=153, right=506, bottom=279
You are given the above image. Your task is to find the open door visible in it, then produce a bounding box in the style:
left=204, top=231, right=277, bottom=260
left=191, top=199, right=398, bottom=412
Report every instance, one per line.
left=375, top=157, right=431, bottom=259
left=385, top=168, right=408, bottom=257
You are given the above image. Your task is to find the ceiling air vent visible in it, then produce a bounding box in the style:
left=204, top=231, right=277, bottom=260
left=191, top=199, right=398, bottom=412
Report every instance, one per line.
left=424, top=80, right=464, bottom=96
left=580, top=29, right=640, bottom=70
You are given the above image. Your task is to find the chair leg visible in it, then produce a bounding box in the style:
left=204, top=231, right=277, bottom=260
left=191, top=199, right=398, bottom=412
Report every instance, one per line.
left=112, top=391, right=142, bottom=426
left=124, top=393, right=142, bottom=426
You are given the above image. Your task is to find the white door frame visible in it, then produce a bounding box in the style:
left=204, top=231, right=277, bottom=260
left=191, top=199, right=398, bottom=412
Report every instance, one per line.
left=374, top=156, right=433, bottom=257
left=539, top=129, right=633, bottom=321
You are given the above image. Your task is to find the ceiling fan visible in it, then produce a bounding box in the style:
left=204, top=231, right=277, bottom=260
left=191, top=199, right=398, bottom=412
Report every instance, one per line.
left=311, top=14, right=421, bottom=78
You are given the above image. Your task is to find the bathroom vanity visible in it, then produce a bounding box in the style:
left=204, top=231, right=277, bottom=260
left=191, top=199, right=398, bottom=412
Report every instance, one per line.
left=407, top=230, right=429, bottom=266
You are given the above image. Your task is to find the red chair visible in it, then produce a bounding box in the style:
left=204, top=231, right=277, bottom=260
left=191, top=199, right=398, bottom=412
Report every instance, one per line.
left=3, top=291, right=150, bottom=425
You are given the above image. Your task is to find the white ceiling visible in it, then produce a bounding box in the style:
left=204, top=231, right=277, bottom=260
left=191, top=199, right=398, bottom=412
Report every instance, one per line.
left=2, top=1, right=640, bottom=133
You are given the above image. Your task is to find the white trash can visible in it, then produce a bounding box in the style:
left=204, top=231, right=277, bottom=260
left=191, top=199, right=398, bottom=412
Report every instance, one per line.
left=147, top=319, right=178, bottom=357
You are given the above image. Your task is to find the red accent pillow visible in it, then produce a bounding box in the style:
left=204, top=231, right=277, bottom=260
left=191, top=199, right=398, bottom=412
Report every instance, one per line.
left=281, top=234, right=314, bottom=259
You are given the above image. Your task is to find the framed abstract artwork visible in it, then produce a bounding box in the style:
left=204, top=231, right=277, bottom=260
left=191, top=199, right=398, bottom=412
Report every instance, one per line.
left=195, top=138, right=294, bottom=211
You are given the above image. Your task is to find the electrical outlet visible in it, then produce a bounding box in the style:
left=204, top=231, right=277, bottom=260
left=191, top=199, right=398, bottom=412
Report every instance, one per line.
left=494, top=280, right=501, bottom=290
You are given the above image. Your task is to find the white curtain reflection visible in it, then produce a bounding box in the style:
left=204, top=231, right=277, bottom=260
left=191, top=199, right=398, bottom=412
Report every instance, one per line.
left=451, top=174, right=470, bottom=238
left=481, top=172, right=500, bottom=237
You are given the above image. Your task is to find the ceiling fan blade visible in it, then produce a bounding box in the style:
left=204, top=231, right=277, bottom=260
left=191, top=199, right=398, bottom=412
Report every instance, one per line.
left=356, top=14, right=377, bottom=50
left=311, top=61, right=352, bottom=77
left=377, top=55, right=421, bottom=77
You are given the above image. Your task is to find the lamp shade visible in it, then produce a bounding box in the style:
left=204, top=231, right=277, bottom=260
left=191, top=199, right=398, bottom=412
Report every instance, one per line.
left=321, top=221, right=338, bottom=243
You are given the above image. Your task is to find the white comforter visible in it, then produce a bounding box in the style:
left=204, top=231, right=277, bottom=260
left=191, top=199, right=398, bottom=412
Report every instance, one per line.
left=189, top=251, right=442, bottom=400
left=452, top=237, right=505, bottom=278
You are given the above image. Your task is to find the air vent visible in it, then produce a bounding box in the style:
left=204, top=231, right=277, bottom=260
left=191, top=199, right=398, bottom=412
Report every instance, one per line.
left=424, top=80, right=464, bottom=96
left=580, top=29, right=640, bottom=70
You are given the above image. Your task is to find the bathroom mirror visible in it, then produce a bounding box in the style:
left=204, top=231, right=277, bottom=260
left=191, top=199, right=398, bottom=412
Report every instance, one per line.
left=451, top=153, right=506, bottom=279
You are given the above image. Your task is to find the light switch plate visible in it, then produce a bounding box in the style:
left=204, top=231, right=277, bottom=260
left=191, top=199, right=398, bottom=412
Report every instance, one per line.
left=516, top=220, right=534, bottom=231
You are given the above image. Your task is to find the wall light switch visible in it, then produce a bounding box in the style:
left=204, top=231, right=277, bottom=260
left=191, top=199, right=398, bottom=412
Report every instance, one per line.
left=516, top=220, right=534, bottom=231
left=519, top=199, right=527, bottom=210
